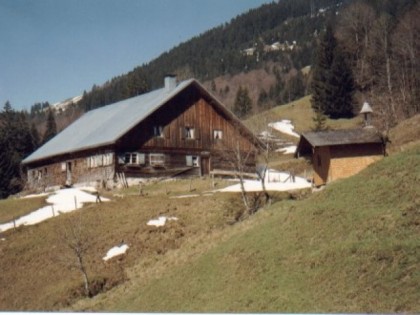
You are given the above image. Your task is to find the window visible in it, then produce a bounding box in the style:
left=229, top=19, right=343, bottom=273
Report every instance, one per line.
left=181, top=126, right=200, bottom=140
left=154, top=125, right=164, bottom=137
left=185, top=127, right=195, bottom=139
left=87, top=153, right=114, bottom=168
left=186, top=155, right=200, bottom=167
left=150, top=153, right=165, bottom=167
left=61, top=162, right=66, bottom=172
left=213, top=129, right=223, bottom=140
left=124, top=152, right=145, bottom=165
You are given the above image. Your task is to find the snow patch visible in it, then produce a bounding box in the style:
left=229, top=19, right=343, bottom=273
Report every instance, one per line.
left=147, top=216, right=178, bottom=227
left=103, top=244, right=129, bottom=261
left=276, top=145, right=297, bottom=154
left=268, top=120, right=299, bottom=138
left=170, top=194, right=200, bottom=199
left=0, top=187, right=109, bottom=233
left=21, top=192, right=50, bottom=199
left=216, top=170, right=310, bottom=193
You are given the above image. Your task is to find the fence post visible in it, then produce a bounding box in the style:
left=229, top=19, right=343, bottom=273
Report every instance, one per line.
left=74, top=196, right=78, bottom=209
left=51, top=205, right=55, bottom=217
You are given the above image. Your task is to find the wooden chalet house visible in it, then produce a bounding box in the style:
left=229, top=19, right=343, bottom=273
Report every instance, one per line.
left=22, top=76, right=261, bottom=190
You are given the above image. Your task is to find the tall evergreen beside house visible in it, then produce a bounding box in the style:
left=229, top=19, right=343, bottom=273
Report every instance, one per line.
left=0, top=102, right=36, bottom=198
left=233, top=86, right=253, bottom=119
left=328, top=49, right=355, bottom=118
left=311, top=24, right=355, bottom=119
left=311, top=24, right=336, bottom=116
left=42, top=108, right=57, bottom=144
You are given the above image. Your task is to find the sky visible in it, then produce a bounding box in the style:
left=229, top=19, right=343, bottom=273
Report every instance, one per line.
left=0, top=0, right=272, bottom=111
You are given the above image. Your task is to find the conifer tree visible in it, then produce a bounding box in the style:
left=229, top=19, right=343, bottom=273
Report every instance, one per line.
left=30, top=122, right=41, bottom=150
left=0, top=102, right=34, bottom=198
left=311, top=24, right=336, bottom=116
left=328, top=49, right=355, bottom=118
left=43, top=108, right=57, bottom=144
left=311, top=24, right=355, bottom=119
left=233, top=86, right=253, bottom=118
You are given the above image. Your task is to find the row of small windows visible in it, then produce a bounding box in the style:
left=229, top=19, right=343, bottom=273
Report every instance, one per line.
left=87, top=153, right=114, bottom=168
left=153, top=125, right=223, bottom=140
left=121, top=152, right=200, bottom=167
left=119, top=153, right=164, bottom=166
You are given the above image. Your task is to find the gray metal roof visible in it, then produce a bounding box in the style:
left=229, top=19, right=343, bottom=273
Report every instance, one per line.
left=301, top=128, right=383, bottom=147
left=22, top=79, right=195, bottom=164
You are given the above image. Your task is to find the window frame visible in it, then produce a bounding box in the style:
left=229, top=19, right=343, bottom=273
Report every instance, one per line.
left=149, top=153, right=166, bottom=167
left=153, top=125, right=164, bottom=138
left=186, top=155, right=200, bottom=167
left=213, top=129, right=223, bottom=140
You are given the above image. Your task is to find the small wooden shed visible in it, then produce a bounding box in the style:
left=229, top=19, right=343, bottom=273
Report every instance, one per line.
left=295, top=128, right=386, bottom=186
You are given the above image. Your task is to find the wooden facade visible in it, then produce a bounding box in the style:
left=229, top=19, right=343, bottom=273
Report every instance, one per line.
left=23, top=78, right=260, bottom=190
left=296, top=129, right=385, bottom=186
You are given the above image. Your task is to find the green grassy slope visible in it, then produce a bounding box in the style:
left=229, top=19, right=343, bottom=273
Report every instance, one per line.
left=246, top=95, right=363, bottom=136
left=93, top=145, right=419, bottom=313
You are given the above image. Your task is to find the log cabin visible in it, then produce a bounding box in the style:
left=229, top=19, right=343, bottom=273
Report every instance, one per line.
left=295, top=128, right=386, bottom=186
left=22, top=76, right=261, bottom=190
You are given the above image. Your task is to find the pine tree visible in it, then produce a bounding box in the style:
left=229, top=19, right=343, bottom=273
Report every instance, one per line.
left=328, top=49, right=355, bottom=118
left=312, top=103, right=328, bottom=131
left=30, top=122, right=41, bottom=150
left=0, top=102, right=34, bottom=198
left=233, top=86, right=253, bottom=118
left=42, top=108, right=57, bottom=144
left=311, top=24, right=355, bottom=119
left=311, top=24, right=336, bottom=115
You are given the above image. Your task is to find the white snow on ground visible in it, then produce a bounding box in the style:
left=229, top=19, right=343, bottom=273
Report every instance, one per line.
left=0, top=188, right=109, bottom=233
left=147, top=216, right=178, bottom=227
left=216, top=170, right=311, bottom=193
left=170, top=194, right=200, bottom=199
left=268, top=120, right=300, bottom=138
left=22, top=192, right=49, bottom=199
left=276, top=145, right=297, bottom=154
left=103, top=244, right=129, bottom=261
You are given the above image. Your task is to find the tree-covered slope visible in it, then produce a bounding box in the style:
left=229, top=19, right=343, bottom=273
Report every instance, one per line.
left=76, top=0, right=343, bottom=111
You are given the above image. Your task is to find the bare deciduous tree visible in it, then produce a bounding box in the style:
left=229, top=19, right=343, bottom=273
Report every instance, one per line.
left=57, top=212, right=92, bottom=297
left=336, top=1, right=376, bottom=90
left=216, top=122, right=265, bottom=219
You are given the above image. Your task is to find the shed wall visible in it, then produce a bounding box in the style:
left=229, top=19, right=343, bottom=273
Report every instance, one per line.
left=329, top=143, right=383, bottom=181
left=312, top=146, right=331, bottom=186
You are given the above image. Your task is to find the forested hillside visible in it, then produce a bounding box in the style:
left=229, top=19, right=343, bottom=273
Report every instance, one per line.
left=76, top=0, right=344, bottom=112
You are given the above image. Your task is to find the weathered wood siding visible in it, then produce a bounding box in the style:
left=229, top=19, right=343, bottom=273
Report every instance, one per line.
left=312, top=143, right=383, bottom=186
left=25, top=85, right=259, bottom=189
left=329, top=143, right=383, bottom=182
left=117, top=86, right=256, bottom=174
left=26, top=150, right=115, bottom=190
left=312, top=146, right=331, bottom=186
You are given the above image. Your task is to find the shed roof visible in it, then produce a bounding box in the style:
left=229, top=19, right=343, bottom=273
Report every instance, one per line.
left=23, top=79, right=258, bottom=165
left=295, top=128, right=384, bottom=157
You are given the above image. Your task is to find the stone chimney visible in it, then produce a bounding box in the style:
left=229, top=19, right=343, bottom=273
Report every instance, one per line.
left=164, top=74, right=177, bottom=92
left=360, top=101, right=373, bottom=127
